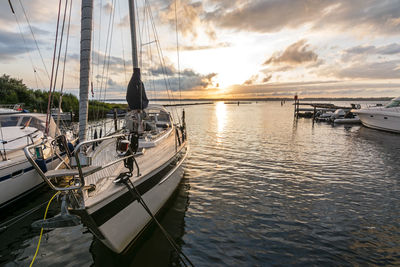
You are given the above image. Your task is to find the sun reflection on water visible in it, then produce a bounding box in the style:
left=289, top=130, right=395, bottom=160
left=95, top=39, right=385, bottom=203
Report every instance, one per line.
left=215, top=101, right=227, bottom=140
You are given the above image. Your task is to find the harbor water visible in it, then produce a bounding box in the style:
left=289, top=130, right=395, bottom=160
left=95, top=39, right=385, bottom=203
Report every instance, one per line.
left=1, top=101, right=399, bottom=266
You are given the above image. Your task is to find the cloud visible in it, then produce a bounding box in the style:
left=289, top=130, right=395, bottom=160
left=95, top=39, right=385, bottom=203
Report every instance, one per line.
left=145, top=63, right=217, bottom=91
left=226, top=80, right=400, bottom=98
left=179, top=42, right=231, bottom=51
left=107, top=78, right=117, bottom=86
left=0, top=29, right=36, bottom=60
left=117, top=15, right=129, bottom=27
left=345, top=43, right=400, bottom=55
left=0, top=0, right=60, bottom=28
left=103, top=2, right=114, bottom=14
left=335, top=60, right=400, bottom=79
left=159, top=0, right=216, bottom=40
left=206, top=0, right=400, bottom=35
left=244, top=74, right=259, bottom=85
left=262, top=75, right=272, bottom=83
left=263, top=39, right=319, bottom=70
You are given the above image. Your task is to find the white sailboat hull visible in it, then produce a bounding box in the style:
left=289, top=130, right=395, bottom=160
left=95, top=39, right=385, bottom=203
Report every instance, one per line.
left=0, top=152, right=61, bottom=208
left=80, top=146, right=187, bottom=253
left=100, top=157, right=184, bottom=252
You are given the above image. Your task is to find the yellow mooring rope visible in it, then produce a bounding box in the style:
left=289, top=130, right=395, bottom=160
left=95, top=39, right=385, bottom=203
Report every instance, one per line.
left=29, top=191, right=60, bottom=267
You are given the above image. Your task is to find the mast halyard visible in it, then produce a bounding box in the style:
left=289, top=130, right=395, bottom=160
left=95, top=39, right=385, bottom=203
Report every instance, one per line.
left=78, top=0, right=93, bottom=141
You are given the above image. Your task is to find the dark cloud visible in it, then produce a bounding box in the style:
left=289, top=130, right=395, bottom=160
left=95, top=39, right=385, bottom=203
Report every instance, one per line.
left=107, top=78, right=117, bottom=86
left=0, top=29, right=36, bottom=60
left=145, top=63, right=217, bottom=91
left=264, top=39, right=319, bottom=67
left=262, top=75, right=272, bottom=83
left=206, top=0, right=400, bottom=35
left=244, top=74, right=258, bottom=85
left=345, top=43, right=400, bottom=55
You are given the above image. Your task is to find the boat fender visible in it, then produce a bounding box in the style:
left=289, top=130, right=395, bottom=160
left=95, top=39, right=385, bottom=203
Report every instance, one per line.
left=175, top=128, right=181, bottom=146
left=130, top=133, right=139, bottom=153
left=35, top=159, right=48, bottom=173
left=67, top=142, right=74, bottom=153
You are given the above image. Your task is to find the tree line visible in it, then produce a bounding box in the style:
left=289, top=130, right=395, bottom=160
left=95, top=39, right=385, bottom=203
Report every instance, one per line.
left=0, top=74, right=127, bottom=120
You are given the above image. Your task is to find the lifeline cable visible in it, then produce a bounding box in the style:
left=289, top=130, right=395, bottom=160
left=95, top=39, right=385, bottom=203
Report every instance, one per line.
left=29, top=191, right=60, bottom=267
left=119, top=176, right=194, bottom=267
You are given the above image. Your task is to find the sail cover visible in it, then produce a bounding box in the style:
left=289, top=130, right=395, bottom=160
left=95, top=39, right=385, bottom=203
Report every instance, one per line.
left=126, top=68, right=149, bottom=110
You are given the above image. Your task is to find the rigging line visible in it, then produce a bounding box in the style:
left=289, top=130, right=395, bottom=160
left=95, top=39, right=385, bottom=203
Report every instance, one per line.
left=95, top=0, right=103, bottom=93
left=135, top=0, right=143, bottom=69
left=174, top=0, right=182, bottom=105
left=7, top=0, right=15, bottom=14
left=143, top=5, right=154, bottom=100
left=57, top=0, right=73, bottom=129
left=12, top=7, right=40, bottom=90
left=117, top=0, right=127, bottom=85
left=145, top=5, right=156, bottom=101
left=50, top=0, right=69, bottom=117
left=146, top=1, right=180, bottom=122
left=102, top=0, right=117, bottom=103
left=45, top=0, right=63, bottom=135
left=96, top=0, right=115, bottom=120
left=17, top=0, right=51, bottom=80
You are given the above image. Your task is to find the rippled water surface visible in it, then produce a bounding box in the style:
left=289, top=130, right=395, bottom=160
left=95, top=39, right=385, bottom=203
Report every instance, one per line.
left=1, top=101, right=400, bottom=266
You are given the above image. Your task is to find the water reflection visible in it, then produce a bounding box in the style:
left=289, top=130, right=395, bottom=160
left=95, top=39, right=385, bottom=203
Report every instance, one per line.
left=215, top=101, right=227, bottom=137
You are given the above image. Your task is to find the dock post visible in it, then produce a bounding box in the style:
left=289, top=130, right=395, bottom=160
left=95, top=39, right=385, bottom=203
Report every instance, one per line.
left=113, top=108, right=118, bottom=131
left=312, top=106, right=316, bottom=124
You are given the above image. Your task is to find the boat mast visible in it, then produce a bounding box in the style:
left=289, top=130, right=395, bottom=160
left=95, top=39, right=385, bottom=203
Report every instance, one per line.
left=78, top=0, right=93, bottom=141
left=128, top=0, right=138, bottom=69
left=126, top=0, right=148, bottom=111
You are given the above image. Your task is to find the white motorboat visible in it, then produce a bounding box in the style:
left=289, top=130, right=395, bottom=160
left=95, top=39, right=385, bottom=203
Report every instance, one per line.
left=25, top=0, right=188, bottom=254
left=331, top=109, right=361, bottom=124
left=352, top=97, right=400, bottom=133
left=0, top=113, right=62, bottom=208
left=0, top=104, right=23, bottom=115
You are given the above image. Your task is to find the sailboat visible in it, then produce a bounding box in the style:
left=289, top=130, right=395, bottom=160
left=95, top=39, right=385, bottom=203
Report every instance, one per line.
left=25, top=0, right=188, bottom=253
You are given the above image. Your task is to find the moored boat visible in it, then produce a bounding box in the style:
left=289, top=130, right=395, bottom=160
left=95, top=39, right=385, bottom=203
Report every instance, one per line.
left=0, top=113, right=62, bottom=208
left=352, top=97, right=400, bottom=133
left=24, top=0, right=188, bottom=254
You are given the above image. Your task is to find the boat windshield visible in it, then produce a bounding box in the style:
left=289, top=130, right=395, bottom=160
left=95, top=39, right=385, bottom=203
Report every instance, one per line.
left=0, top=116, right=45, bottom=132
left=385, top=100, right=400, bottom=108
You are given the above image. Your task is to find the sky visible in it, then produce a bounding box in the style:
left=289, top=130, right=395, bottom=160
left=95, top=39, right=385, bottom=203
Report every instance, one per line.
left=1, top=0, right=400, bottom=99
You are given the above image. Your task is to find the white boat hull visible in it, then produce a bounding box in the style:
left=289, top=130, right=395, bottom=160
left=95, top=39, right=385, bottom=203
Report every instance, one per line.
left=75, top=146, right=187, bottom=253
left=356, top=112, right=400, bottom=133
left=0, top=154, right=61, bottom=208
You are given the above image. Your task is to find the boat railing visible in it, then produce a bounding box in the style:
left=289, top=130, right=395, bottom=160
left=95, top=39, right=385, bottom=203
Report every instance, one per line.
left=1, top=129, right=41, bottom=160
left=86, top=118, right=125, bottom=141
left=24, top=133, right=138, bottom=192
